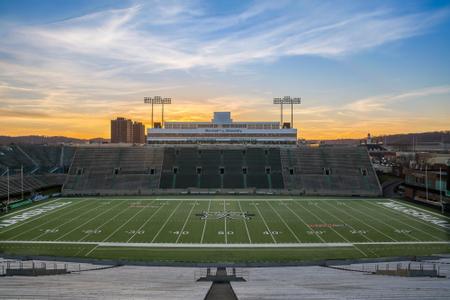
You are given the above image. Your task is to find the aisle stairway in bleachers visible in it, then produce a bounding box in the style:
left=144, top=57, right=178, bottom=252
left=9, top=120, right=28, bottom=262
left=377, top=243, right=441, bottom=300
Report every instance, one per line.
left=60, top=145, right=380, bottom=196
left=159, top=147, right=283, bottom=190
left=63, top=147, right=163, bottom=195
left=280, top=147, right=381, bottom=196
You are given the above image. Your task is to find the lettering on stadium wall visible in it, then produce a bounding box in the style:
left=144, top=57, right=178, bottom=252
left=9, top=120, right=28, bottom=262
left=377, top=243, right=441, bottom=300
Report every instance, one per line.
left=0, top=202, right=71, bottom=228
left=379, top=202, right=450, bottom=229
left=204, top=129, right=243, bottom=133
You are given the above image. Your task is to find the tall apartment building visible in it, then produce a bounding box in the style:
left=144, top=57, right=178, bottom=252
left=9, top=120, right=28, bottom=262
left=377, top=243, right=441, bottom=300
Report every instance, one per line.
left=111, top=117, right=132, bottom=143
left=111, top=117, right=146, bottom=144
left=132, top=121, right=146, bottom=144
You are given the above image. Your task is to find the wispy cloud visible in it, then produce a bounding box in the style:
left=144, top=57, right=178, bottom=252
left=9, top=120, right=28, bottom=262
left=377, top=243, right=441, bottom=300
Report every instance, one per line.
left=2, top=1, right=447, bottom=72
left=0, top=0, right=449, bottom=138
left=345, top=85, right=450, bottom=112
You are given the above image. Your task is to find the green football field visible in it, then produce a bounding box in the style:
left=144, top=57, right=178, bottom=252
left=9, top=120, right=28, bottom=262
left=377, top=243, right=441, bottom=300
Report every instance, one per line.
left=0, top=196, right=449, bottom=263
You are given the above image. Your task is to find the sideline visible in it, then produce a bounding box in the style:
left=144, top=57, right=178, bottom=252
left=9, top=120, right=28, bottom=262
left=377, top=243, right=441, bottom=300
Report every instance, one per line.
left=389, top=199, right=450, bottom=221
left=0, top=198, right=62, bottom=220
left=58, top=197, right=384, bottom=202
left=1, top=240, right=449, bottom=248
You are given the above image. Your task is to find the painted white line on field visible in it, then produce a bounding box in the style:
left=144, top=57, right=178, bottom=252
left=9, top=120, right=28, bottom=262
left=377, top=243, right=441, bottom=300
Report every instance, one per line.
left=390, top=199, right=450, bottom=221
left=55, top=200, right=124, bottom=241
left=127, top=201, right=165, bottom=243
left=223, top=200, right=228, bottom=244
left=0, top=199, right=79, bottom=234
left=374, top=201, right=450, bottom=233
left=266, top=201, right=301, bottom=243
left=340, top=202, right=400, bottom=242
left=317, top=202, right=374, bottom=243
left=101, top=202, right=151, bottom=242
left=30, top=200, right=100, bottom=241
left=237, top=200, right=252, bottom=244
left=253, top=202, right=277, bottom=243
left=0, top=198, right=62, bottom=221
left=84, top=244, right=99, bottom=256
left=293, top=201, right=370, bottom=257
left=151, top=201, right=183, bottom=243
left=67, top=197, right=383, bottom=202
left=283, top=202, right=326, bottom=243
left=200, top=200, right=212, bottom=244
left=176, top=202, right=197, bottom=243
left=79, top=202, right=133, bottom=242
left=364, top=201, right=442, bottom=241
left=2, top=240, right=449, bottom=248
left=325, top=201, right=392, bottom=242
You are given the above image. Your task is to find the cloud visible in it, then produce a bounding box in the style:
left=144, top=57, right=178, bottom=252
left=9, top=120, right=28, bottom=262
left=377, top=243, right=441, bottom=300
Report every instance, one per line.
left=345, top=85, right=450, bottom=112
left=1, top=1, right=447, bottom=72
left=0, top=1, right=449, bottom=138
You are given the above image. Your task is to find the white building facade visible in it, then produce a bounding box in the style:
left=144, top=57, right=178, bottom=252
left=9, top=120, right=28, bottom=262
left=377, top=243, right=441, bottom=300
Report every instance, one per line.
left=147, top=112, right=297, bottom=144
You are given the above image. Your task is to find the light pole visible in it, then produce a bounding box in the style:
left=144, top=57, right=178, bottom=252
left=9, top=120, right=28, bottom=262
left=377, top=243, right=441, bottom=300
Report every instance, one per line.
left=273, top=96, right=301, bottom=128
left=144, top=96, right=172, bottom=128
left=439, top=167, right=444, bottom=214
left=6, top=167, right=9, bottom=212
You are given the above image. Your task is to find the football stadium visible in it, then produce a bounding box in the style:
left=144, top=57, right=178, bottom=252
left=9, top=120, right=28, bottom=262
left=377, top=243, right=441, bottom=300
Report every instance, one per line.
left=2, top=1, right=450, bottom=298
left=1, top=110, right=449, bottom=265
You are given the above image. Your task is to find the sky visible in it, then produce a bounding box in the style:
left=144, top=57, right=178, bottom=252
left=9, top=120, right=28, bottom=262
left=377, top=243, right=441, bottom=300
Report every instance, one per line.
left=0, top=0, right=450, bottom=140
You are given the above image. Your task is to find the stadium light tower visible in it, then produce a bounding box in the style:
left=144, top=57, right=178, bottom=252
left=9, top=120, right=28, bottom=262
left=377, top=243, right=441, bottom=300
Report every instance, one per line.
left=273, top=96, right=301, bottom=128
left=144, top=96, right=172, bottom=128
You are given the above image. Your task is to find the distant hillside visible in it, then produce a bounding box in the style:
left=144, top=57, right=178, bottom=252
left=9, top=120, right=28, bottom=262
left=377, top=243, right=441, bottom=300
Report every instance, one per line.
left=313, top=131, right=450, bottom=145
left=378, top=131, right=450, bottom=145
left=0, top=135, right=109, bottom=145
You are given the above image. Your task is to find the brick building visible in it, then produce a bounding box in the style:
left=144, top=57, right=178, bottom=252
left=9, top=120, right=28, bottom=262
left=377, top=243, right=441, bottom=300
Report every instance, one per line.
left=111, top=118, right=146, bottom=144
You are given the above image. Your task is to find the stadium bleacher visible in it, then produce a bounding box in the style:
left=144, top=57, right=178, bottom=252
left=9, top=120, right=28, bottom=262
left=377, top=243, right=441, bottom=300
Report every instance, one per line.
left=280, top=147, right=381, bottom=196
left=0, top=145, right=76, bottom=199
left=63, top=147, right=163, bottom=195
left=1, top=144, right=381, bottom=197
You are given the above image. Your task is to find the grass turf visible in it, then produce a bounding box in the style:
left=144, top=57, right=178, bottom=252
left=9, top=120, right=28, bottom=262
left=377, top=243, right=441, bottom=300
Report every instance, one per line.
left=0, top=196, right=449, bottom=263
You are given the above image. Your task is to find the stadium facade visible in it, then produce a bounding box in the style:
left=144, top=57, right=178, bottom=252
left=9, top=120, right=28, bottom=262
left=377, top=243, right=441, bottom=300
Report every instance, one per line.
left=147, top=112, right=297, bottom=144
left=0, top=110, right=385, bottom=198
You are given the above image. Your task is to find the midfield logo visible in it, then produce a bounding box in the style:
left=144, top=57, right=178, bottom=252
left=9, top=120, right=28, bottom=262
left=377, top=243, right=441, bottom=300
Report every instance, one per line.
left=195, top=211, right=255, bottom=220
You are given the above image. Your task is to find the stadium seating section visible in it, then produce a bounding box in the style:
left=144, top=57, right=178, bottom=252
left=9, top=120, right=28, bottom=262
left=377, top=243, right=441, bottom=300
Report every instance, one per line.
left=0, top=145, right=75, bottom=198
left=280, top=147, right=380, bottom=196
left=0, top=145, right=382, bottom=197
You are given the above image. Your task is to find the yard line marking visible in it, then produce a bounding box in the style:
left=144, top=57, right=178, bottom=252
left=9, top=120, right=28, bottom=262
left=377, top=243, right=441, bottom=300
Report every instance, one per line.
left=70, top=197, right=395, bottom=202
left=283, top=202, right=326, bottom=243
left=237, top=200, right=252, bottom=244
left=367, top=201, right=446, bottom=240
left=223, top=200, right=227, bottom=244
left=374, top=200, right=450, bottom=232
left=293, top=201, right=352, bottom=243
left=323, top=201, right=394, bottom=242
left=127, top=201, right=165, bottom=243
left=389, top=199, right=450, bottom=221
left=176, top=202, right=197, bottom=243
left=266, top=201, right=301, bottom=243
left=293, top=201, right=368, bottom=257
left=151, top=201, right=183, bottom=243
left=101, top=202, right=152, bottom=242
left=316, top=202, right=374, bottom=242
left=344, top=202, right=417, bottom=241
left=30, top=201, right=102, bottom=241
left=84, top=244, right=99, bottom=256
left=253, top=202, right=277, bottom=243
left=79, top=202, right=134, bottom=242
left=0, top=199, right=84, bottom=234
left=5, top=199, right=91, bottom=239
left=4, top=240, right=448, bottom=248
left=0, top=197, right=62, bottom=221
left=55, top=200, right=124, bottom=241
left=200, top=200, right=212, bottom=244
